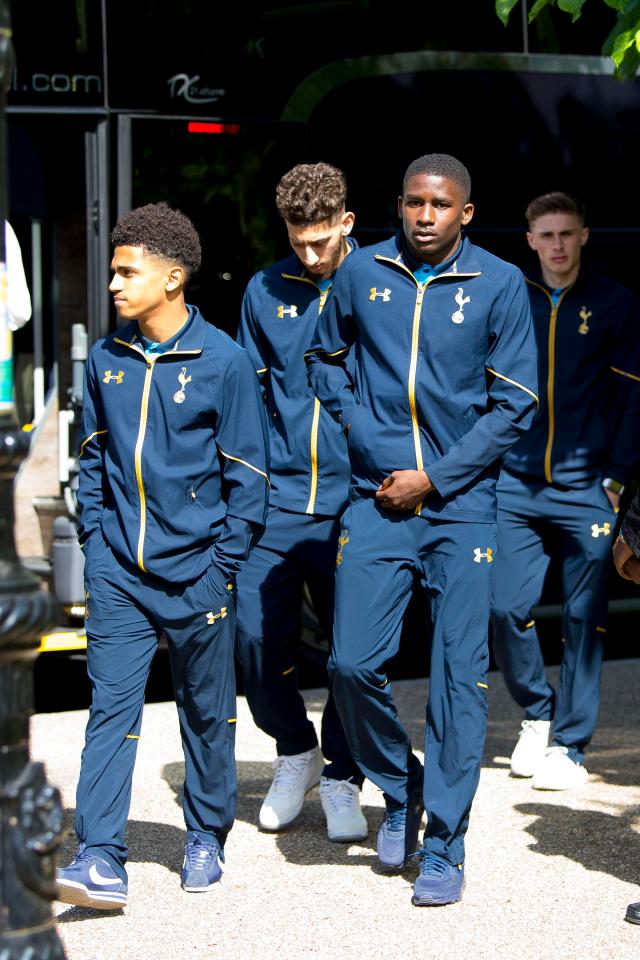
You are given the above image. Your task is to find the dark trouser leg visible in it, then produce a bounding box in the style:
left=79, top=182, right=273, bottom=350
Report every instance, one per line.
left=235, top=507, right=317, bottom=757
left=491, top=477, right=555, bottom=720
left=302, top=514, right=363, bottom=784
left=165, top=563, right=239, bottom=849
left=420, top=521, right=495, bottom=866
left=76, top=539, right=159, bottom=881
left=329, top=499, right=423, bottom=803
left=552, top=485, right=615, bottom=762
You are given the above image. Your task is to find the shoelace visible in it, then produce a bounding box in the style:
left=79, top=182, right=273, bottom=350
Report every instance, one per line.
left=321, top=779, right=359, bottom=813
left=519, top=719, right=548, bottom=738
left=385, top=803, right=407, bottom=832
left=184, top=839, right=218, bottom=869
left=71, top=851, right=93, bottom=867
left=271, top=754, right=313, bottom=794
left=415, top=852, right=449, bottom=876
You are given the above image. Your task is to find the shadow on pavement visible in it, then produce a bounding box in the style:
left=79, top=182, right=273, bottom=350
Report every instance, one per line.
left=516, top=801, right=640, bottom=886
left=161, top=759, right=418, bottom=879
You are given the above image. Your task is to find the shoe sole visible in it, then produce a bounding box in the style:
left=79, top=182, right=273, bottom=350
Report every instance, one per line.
left=328, top=829, right=368, bottom=843
left=259, top=774, right=321, bottom=831
left=531, top=777, right=589, bottom=791
left=182, top=881, right=221, bottom=892
left=56, top=880, right=127, bottom=911
left=532, top=778, right=588, bottom=791
left=412, top=893, right=462, bottom=906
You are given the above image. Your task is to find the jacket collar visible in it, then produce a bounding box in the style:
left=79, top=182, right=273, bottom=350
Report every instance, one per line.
left=377, top=232, right=483, bottom=276
left=115, top=304, right=206, bottom=355
left=525, top=265, right=586, bottom=298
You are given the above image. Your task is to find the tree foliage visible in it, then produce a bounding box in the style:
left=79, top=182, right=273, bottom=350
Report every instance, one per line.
left=495, top=0, right=640, bottom=77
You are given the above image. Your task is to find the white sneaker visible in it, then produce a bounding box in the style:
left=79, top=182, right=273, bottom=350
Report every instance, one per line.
left=510, top=719, right=551, bottom=778
left=259, top=747, right=324, bottom=830
left=532, top=746, right=589, bottom=790
left=320, top=777, right=368, bottom=843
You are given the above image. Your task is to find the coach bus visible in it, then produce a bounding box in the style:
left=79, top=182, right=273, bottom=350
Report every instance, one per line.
left=7, top=0, right=640, bottom=668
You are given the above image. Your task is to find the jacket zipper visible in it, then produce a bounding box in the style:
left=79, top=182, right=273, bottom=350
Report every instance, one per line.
left=113, top=337, right=201, bottom=571
left=134, top=358, right=156, bottom=571
left=374, top=255, right=481, bottom=515
left=526, top=281, right=573, bottom=484
left=280, top=274, right=329, bottom=515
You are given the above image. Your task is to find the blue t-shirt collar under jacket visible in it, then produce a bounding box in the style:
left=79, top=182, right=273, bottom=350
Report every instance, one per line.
left=135, top=309, right=194, bottom=356
left=120, top=304, right=205, bottom=356
left=400, top=236, right=465, bottom=281
left=379, top=231, right=483, bottom=279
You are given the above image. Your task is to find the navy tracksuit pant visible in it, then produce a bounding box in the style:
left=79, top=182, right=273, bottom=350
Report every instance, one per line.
left=76, top=531, right=237, bottom=882
left=235, top=504, right=362, bottom=784
left=329, top=496, right=495, bottom=866
left=491, top=470, right=616, bottom=763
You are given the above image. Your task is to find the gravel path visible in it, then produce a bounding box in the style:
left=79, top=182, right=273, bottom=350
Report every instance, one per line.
left=31, top=659, right=640, bottom=960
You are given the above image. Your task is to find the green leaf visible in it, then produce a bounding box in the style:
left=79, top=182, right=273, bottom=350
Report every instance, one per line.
left=616, top=43, right=640, bottom=78
left=611, top=25, right=637, bottom=65
left=604, top=0, right=629, bottom=13
left=529, top=0, right=555, bottom=22
left=558, top=0, right=588, bottom=21
left=495, top=0, right=522, bottom=26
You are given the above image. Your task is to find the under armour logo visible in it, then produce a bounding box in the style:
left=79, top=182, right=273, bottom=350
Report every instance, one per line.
left=591, top=523, right=611, bottom=538
left=369, top=287, right=391, bottom=302
left=173, top=366, right=192, bottom=404
left=103, top=370, right=124, bottom=384
left=452, top=287, right=470, bottom=324
left=277, top=304, right=298, bottom=318
left=206, top=607, right=228, bottom=624
left=473, top=547, right=493, bottom=563
left=578, top=306, right=592, bottom=335
left=336, top=529, right=350, bottom=566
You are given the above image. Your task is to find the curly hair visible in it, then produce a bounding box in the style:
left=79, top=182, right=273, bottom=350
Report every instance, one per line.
left=525, top=192, right=586, bottom=228
left=111, top=202, right=202, bottom=282
left=403, top=154, right=471, bottom=203
left=275, top=163, right=347, bottom=225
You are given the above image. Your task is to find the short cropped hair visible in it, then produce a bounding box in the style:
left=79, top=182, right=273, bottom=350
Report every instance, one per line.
left=275, top=163, right=347, bottom=225
left=111, top=202, right=201, bottom=281
left=402, top=154, right=471, bottom=202
left=525, top=192, right=586, bottom=228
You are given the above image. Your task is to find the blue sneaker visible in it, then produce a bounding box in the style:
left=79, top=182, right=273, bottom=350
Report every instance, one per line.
left=376, top=794, right=424, bottom=869
left=181, top=836, right=223, bottom=892
left=412, top=852, right=464, bottom=906
left=56, top=850, right=128, bottom=910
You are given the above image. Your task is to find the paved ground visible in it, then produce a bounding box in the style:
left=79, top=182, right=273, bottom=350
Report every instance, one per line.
left=31, top=660, right=640, bottom=960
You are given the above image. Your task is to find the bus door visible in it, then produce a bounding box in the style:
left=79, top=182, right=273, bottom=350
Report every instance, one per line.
left=116, top=113, right=306, bottom=337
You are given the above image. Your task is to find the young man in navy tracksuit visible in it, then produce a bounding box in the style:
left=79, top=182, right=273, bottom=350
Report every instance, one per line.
left=56, top=203, right=269, bottom=909
left=306, top=154, right=538, bottom=906
left=491, top=192, right=640, bottom=790
left=236, top=163, right=367, bottom=842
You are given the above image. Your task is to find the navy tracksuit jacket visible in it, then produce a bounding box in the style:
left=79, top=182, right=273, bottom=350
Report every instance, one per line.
left=306, top=232, right=538, bottom=863
left=492, top=269, right=640, bottom=762
left=76, top=306, right=269, bottom=878
left=236, top=243, right=361, bottom=781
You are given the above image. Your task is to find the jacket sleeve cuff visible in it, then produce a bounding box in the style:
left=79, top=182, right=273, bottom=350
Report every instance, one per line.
left=423, top=463, right=444, bottom=497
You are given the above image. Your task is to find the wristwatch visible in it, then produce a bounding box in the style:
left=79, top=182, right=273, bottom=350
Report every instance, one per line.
left=602, top=477, right=625, bottom=495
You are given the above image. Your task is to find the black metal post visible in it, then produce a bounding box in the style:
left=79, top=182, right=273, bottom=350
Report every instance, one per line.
left=0, top=3, right=67, bottom=956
